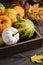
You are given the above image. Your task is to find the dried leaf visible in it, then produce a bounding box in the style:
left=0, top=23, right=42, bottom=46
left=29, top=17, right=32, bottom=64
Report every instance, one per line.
left=31, top=55, right=43, bottom=63
left=29, top=3, right=39, bottom=13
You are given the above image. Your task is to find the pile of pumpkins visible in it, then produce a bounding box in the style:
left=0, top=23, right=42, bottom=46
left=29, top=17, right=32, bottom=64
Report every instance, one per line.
left=0, top=3, right=35, bottom=46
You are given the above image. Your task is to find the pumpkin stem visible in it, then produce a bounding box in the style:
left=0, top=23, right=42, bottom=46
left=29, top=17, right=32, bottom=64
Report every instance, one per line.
left=12, top=34, right=14, bottom=37
left=10, top=4, right=16, bottom=8
left=1, top=20, right=4, bottom=24
left=16, top=14, right=20, bottom=20
left=12, top=32, right=18, bottom=37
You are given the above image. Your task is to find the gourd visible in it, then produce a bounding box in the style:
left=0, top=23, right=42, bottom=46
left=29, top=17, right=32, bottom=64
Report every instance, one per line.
left=0, top=15, right=12, bottom=34
left=14, top=19, right=35, bottom=40
left=2, top=27, right=19, bottom=45
left=5, top=8, right=19, bottom=23
left=0, top=3, right=5, bottom=14
left=13, top=6, right=25, bottom=19
left=0, top=36, right=4, bottom=46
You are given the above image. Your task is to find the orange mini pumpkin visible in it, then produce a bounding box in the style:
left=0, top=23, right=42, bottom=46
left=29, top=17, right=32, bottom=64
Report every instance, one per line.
left=13, top=6, right=25, bottom=19
left=0, top=15, right=12, bottom=34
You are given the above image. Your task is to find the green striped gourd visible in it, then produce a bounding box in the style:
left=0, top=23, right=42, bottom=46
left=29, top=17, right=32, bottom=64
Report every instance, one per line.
left=14, top=19, right=35, bottom=40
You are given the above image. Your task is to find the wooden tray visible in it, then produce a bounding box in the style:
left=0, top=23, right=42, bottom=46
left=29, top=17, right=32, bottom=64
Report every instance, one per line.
left=0, top=30, right=43, bottom=57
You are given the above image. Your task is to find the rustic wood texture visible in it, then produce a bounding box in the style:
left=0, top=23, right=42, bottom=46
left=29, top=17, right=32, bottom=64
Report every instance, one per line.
left=0, top=46, right=43, bottom=65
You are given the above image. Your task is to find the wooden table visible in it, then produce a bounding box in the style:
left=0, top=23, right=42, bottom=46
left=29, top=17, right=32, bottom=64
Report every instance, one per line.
left=0, top=25, right=43, bottom=65
left=0, top=45, right=43, bottom=65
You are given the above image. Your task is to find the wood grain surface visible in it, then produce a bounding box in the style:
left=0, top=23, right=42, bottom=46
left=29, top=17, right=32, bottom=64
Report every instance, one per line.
left=0, top=45, right=43, bottom=65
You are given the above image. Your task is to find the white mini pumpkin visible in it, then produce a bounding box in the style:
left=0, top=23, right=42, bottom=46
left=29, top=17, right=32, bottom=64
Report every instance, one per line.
left=2, top=27, right=19, bottom=45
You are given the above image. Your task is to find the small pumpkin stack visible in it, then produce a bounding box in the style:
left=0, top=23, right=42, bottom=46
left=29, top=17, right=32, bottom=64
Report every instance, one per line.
left=0, top=3, right=12, bottom=46
left=0, top=2, right=35, bottom=46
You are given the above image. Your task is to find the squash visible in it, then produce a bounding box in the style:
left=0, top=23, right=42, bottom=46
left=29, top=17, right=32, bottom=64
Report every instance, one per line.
left=0, top=3, right=5, bottom=14
left=0, top=36, right=4, bottom=46
left=2, top=27, right=19, bottom=45
left=14, top=19, right=35, bottom=40
left=13, top=6, right=25, bottom=19
left=5, top=8, right=19, bottom=23
left=0, top=15, right=12, bottom=34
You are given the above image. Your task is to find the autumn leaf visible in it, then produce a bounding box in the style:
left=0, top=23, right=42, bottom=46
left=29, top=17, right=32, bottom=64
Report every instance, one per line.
left=31, top=55, right=43, bottom=63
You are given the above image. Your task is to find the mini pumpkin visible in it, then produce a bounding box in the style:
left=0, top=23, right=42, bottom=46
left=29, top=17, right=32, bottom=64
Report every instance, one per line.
left=0, top=3, right=5, bottom=14
left=0, top=15, right=12, bottom=34
left=2, top=27, right=19, bottom=45
left=5, top=8, right=18, bottom=23
left=13, top=6, right=25, bottom=19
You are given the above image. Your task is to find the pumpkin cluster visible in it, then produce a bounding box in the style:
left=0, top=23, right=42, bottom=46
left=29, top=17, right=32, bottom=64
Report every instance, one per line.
left=0, top=3, right=35, bottom=46
left=0, top=3, right=25, bottom=34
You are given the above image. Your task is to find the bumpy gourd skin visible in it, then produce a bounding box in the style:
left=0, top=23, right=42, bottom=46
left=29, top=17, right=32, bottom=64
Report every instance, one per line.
left=14, top=19, right=35, bottom=40
left=0, top=3, right=5, bottom=14
left=5, top=9, right=18, bottom=23
left=0, top=15, right=12, bottom=34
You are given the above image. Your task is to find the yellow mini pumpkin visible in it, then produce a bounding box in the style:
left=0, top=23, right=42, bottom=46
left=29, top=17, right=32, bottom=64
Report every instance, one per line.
left=5, top=8, right=18, bottom=23
left=13, top=6, right=25, bottom=19
left=0, top=3, right=5, bottom=14
left=0, top=15, right=12, bottom=34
